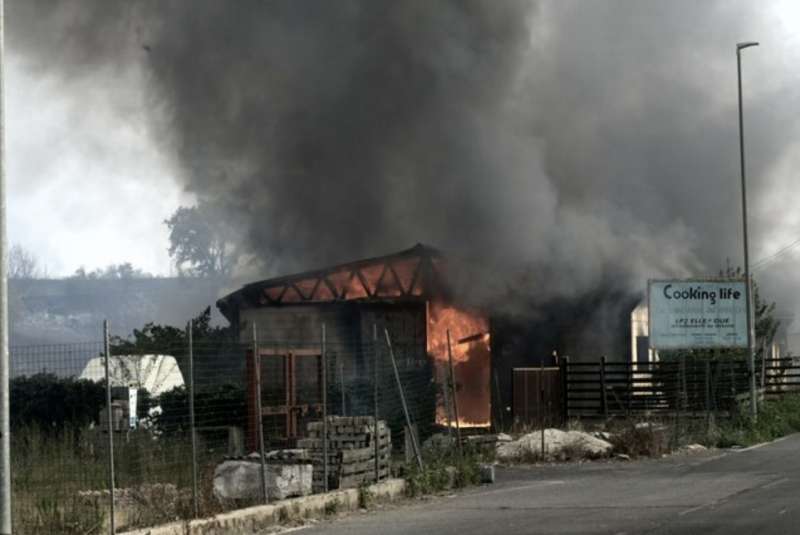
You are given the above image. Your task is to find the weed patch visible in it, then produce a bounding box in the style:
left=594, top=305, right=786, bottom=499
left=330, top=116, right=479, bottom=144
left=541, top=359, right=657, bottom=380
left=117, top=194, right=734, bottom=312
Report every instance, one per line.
left=324, top=499, right=340, bottom=516
left=716, top=395, right=800, bottom=447
left=608, top=422, right=669, bottom=458
left=358, top=482, right=374, bottom=509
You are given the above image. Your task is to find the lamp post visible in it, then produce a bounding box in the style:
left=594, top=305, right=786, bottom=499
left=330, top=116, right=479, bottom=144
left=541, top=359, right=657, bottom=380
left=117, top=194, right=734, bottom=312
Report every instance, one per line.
left=737, top=41, right=758, bottom=421
left=0, top=0, right=10, bottom=532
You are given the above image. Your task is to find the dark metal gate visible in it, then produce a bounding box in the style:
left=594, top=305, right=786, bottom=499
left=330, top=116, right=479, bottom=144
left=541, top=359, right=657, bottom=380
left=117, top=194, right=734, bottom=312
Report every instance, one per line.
left=511, top=366, right=564, bottom=428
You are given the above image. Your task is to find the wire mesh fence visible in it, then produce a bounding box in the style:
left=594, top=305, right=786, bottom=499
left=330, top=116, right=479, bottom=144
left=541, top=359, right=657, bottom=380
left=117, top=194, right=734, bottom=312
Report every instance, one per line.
left=560, top=356, right=800, bottom=421
left=11, top=321, right=800, bottom=534
left=7, top=322, right=447, bottom=534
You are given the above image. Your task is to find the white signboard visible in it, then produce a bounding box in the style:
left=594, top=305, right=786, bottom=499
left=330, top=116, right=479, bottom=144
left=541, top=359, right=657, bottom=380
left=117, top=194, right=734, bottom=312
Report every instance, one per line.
left=648, top=279, right=748, bottom=349
left=128, top=388, right=138, bottom=429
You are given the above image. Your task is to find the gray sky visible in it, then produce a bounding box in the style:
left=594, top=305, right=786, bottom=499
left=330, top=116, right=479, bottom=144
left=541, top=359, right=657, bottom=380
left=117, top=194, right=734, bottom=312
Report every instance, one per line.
left=6, top=50, right=189, bottom=276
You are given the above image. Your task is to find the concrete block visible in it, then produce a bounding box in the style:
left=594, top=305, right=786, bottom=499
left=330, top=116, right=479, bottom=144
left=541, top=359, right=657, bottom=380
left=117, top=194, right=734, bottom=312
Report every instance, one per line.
left=213, top=460, right=312, bottom=501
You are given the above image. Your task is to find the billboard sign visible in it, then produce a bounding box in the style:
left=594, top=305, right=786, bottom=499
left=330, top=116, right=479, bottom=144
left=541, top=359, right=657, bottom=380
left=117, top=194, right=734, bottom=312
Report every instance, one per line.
left=648, top=279, right=748, bottom=350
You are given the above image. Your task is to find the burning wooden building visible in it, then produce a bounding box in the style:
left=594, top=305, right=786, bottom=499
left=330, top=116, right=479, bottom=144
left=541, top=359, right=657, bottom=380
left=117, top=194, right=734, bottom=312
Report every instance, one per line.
left=216, top=244, right=492, bottom=448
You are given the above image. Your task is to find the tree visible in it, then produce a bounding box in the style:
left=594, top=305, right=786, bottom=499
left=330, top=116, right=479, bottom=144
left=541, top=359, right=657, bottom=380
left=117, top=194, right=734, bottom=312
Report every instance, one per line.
left=71, top=262, right=152, bottom=279
left=110, top=306, right=243, bottom=432
left=721, top=265, right=778, bottom=359
left=152, top=384, right=246, bottom=435
left=110, top=306, right=237, bottom=387
left=8, top=244, right=39, bottom=279
left=109, top=307, right=229, bottom=354
left=164, top=203, right=237, bottom=278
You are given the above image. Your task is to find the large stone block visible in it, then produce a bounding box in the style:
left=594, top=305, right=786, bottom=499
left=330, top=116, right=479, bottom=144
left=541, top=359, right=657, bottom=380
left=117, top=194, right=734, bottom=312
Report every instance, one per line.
left=213, top=460, right=313, bottom=501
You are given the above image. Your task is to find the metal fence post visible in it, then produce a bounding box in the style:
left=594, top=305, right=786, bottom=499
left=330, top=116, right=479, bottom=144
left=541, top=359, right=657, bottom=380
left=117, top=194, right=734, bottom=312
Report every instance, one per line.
left=321, top=324, right=328, bottom=492
left=0, top=4, right=10, bottom=532
left=539, top=359, right=545, bottom=460
left=600, top=356, right=608, bottom=419
left=446, top=330, right=462, bottom=457
left=682, top=356, right=688, bottom=410
left=384, top=328, right=423, bottom=470
left=103, top=320, right=116, bottom=535
left=561, top=356, right=569, bottom=425
left=674, top=357, right=685, bottom=447
left=372, top=324, right=380, bottom=483
left=187, top=321, right=199, bottom=518
left=252, top=324, right=268, bottom=503
left=626, top=360, right=633, bottom=417
left=339, top=360, right=346, bottom=416
left=493, top=369, right=504, bottom=432
left=442, top=364, right=453, bottom=438
left=705, top=358, right=711, bottom=434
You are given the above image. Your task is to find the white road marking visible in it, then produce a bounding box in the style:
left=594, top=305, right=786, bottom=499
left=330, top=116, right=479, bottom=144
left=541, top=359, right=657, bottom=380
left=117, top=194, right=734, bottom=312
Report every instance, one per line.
left=760, top=477, right=790, bottom=490
left=472, top=480, right=566, bottom=497
left=735, top=434, right=794, bottom=452
left=678, top=503, right=712, bottom=516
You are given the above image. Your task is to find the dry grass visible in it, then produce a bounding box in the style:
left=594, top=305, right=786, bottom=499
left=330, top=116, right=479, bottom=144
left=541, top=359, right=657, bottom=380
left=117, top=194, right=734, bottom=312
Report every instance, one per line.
left=9, top=425, right=228, bottom=533
left=607, top=421, right=669, bottom=458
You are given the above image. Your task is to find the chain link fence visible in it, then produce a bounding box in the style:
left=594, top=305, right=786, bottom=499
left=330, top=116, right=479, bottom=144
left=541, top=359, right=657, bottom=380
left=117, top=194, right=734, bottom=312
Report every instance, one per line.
left=8, top=322, right=448, bottom=534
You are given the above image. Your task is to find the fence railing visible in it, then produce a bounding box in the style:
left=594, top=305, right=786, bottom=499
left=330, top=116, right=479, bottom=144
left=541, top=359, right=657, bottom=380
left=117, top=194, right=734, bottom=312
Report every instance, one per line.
left=562, top=356, right=800, bottom=420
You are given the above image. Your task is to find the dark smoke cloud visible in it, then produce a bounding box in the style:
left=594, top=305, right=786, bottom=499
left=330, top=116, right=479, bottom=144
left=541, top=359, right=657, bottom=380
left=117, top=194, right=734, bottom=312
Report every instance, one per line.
left=9, top=1, right=800, bottom=321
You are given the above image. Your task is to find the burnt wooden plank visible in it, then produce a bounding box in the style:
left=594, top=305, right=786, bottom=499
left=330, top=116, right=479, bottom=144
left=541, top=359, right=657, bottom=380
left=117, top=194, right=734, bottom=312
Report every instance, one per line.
left=374, top=263, right=389, bottom=296
left=354, top=268, right=373, bottom=297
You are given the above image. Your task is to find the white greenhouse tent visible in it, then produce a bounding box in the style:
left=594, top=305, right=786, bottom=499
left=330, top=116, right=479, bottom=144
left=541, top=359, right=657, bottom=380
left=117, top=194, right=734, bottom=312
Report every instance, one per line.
left=80, top=354, right=185, bottom=397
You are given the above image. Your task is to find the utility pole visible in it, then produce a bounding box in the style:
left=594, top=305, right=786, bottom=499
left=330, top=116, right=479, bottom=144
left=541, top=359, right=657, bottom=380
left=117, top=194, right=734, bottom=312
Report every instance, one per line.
left=737, top=41, right=759, bottom=421
left=0, top=0, right=11, bottom=531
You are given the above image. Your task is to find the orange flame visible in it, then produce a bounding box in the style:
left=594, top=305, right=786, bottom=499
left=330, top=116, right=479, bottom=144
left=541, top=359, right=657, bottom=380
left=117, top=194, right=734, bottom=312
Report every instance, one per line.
left=428, top=301, right=491, bottom=427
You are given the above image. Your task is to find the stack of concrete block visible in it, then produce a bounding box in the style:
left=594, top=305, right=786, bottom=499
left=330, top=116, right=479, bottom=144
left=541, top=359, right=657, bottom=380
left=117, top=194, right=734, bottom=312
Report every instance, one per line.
left=298, top=416, right=391, bottom=492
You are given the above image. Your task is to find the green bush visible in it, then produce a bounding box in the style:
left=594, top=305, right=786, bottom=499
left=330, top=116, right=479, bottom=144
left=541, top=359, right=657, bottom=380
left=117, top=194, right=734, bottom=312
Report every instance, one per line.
left=324, top=499, right=341, bottom=516
left=154, top=383, right=246, bottom=434
left=405, top=462, right=451, bottom=497
left=452, top=455, right=481, bottom=488
left=404, top=440, right=484, bottom=497
left=608, top=422, right=669, bottom=458
left=10, top=373, right=154, bottom=433
left=716, top=394, right=800, bottom=447
left=11, top=374, right=105, bottom=431
left=358, top=482, right=375, bottom=509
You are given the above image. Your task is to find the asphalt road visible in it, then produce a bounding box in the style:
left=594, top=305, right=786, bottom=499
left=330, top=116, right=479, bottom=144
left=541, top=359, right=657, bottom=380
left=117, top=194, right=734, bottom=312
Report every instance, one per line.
left=294, top=433, right=800, bottom=534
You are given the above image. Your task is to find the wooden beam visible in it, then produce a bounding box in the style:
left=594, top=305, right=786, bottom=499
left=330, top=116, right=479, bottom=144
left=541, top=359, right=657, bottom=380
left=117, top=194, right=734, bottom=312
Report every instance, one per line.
left=408, top=257, right=428, bottom=295
left=321, top=276, right=339, bottom=299
left=290, top=282, right=308, bottom=301
left=355, top=269, right=373, bottom=297
left=276, top=284, right=288, bottom=303
left=387, top=263, right=406, bottom=294
left=309, top=277, right=323, bottom=300
left=374, top=263, right=389, bottom=296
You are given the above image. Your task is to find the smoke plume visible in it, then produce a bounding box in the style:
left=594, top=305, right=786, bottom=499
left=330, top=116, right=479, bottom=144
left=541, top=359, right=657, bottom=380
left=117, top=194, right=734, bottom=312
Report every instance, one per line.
left=9, top=1, right=800, bottom=322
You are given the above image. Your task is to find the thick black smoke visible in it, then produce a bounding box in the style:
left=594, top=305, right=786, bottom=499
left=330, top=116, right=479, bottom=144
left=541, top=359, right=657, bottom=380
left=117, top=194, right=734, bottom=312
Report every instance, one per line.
left=9, top=1, right=800, bottom=324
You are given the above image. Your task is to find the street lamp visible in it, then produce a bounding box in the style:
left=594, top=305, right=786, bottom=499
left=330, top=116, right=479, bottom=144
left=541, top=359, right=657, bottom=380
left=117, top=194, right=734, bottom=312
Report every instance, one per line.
left=0, top=1, right=9, bottom=532
left=737, top=41, right=758, bottom=421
